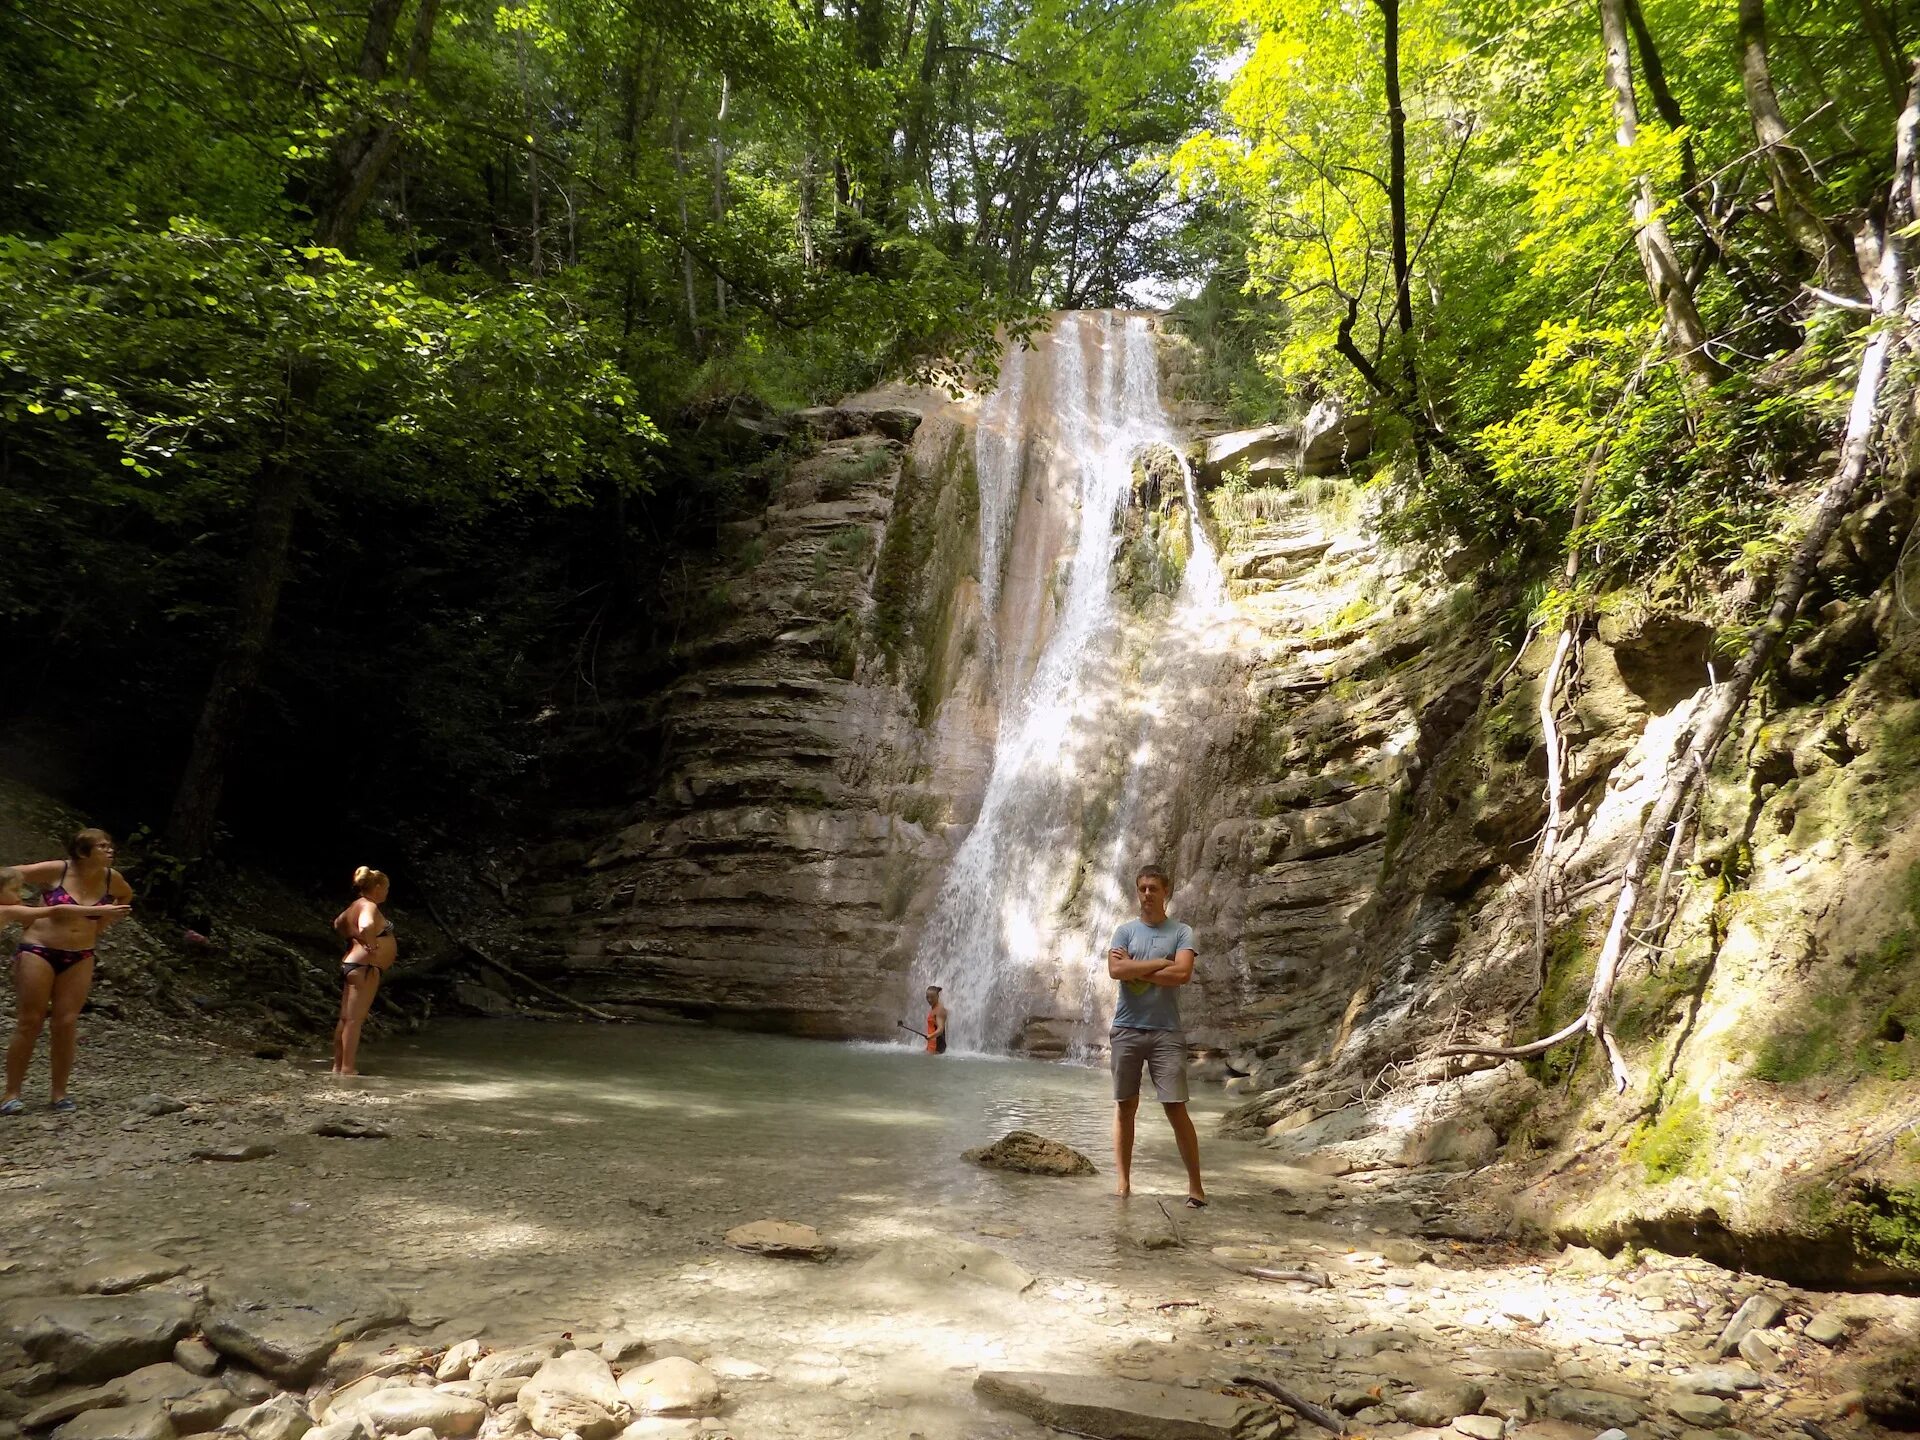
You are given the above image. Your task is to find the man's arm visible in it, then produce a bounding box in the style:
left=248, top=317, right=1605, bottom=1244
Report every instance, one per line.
left=1108, top=948, right=1172, bottom=981
left=1146, top=946, right=1197, bottom=986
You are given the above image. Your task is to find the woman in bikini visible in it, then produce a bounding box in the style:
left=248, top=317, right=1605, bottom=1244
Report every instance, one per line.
left=331, top=866, right=396, bottom=1076
left=3, top=829, right=135, bottom=1114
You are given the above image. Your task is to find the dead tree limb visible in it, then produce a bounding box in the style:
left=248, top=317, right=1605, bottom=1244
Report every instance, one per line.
left=425, top=896, right=622, bottom=1024
left=1234, top=1375, right=1348, bottom=1435
left=1442, top=62, right=1920, bottom=1091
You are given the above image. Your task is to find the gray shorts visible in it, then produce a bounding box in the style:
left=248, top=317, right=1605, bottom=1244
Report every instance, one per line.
left=1111, top=1027, right=1190, bottom=1104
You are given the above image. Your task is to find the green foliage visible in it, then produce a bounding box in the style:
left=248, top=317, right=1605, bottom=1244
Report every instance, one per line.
left=1624, top=1092, right=1707, bottom=1183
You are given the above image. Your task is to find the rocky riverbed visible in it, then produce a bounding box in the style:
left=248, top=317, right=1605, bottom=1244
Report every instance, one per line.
left=3, top=1018, right=1918, bottom=1440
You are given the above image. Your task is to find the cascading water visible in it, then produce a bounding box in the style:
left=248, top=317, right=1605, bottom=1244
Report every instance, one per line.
left=909, top=310, right=1226, bottom=1054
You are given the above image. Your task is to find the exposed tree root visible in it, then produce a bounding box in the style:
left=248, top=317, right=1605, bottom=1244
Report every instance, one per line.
left=1441, top=66, right=1920, bottom=1091
left=1235, top=1375, right=1348, bottom=1435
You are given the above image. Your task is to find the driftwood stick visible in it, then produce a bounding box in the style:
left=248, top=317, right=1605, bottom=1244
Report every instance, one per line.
left=425, top=896, right=622, bottom=1024
left=1234, top=1374, right=1348, bottom=1434
left=1226, top=1264, right=1333, bottom=1288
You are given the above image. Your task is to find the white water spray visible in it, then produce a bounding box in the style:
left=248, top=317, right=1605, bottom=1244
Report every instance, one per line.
left=909, top=311, right=1225, bottom=1053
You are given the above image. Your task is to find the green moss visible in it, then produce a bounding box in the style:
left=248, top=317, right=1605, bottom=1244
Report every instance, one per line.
left=815, top=446, right=892, bottom=501
left=1526, top=919, right=1596, bottom=1089
left=1624, top=1093, right=1707, bottom=1183
left=869, top=437, right=980, bottom=721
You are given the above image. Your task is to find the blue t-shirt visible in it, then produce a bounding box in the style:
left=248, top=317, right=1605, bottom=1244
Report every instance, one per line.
left=1110, top=917, right=1195, bottom=1032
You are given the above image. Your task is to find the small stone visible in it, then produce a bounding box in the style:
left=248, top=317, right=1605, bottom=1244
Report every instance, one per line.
left=1803, top=1313, right=1848, bottom=1347
left=1591, top=1430, right=1628, bottom=1440
left=163, top=1388, right=239, bottom=1436
left=434, top=1345, right=482, bottom=1385
left=961, top=1132, right=1096, bottom=1177
left=129, top=1098, right=187, bottom=1118
left=69, top=1258, right=187, bottom=1298
left=393, top=1429, right=437, bottom=1440
left=1543, top=1390, right=1643, bottom=1430
left=482, top=1382, right=524, bottom=1409
left=720, top=1222, right=832, bottom=1261
left=431, top=1386, right=484, bottom=1403
left=227, top=1395, right=313, bottom=1440
left=616, top=1361, right=721, bottom=1419
left=1675, top=1365, right=1761, bottom=1398
left=519, top=1351, right=624, bottom=1440
left=1714, top=1294, right=1785, bottom=1358
left=310, top=1120, right=389, bottom=1141
left=188, top=1145, right=275, bottom=1164
left=470, top=1350, right=560, bottom=1387
left=1396, top=1386, right=1487, bottom=1427
left=306, top=1422, right=372, bottom=1440
left=1454, top=1417, right=1503, bottom=1440
left=1665, top=1394, right=1731, bottom=1427
left=476, top=1409, right=527, bottom=1440
left=1735, top=1331, right=1780, bottom=1373
left=597, top=1339, right=645, bottom=1369
left=170, top=1345, right=218, bottom=1381
left=5, top=1364, right=58, bottom=1397
left=1331, top=1391, right=1377, bottom=1416
left=328, top=1390, right=485, bottom=1440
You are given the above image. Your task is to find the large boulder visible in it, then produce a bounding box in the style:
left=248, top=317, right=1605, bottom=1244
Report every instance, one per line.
left=963, top=1131, right=1096, bottom=1177
left=200, top=1278, right=406, bottom=1386
left=328, top=1390, right=486, bottom=1440
left=615, top=1359, right=721, bottom=1419
left=1199, top=426, right=1297, bottom=485
left=5, top=1294, right=199, bottom=1383
left=974, top=1372, right=1284, bottom=1440
left=518, top=1351, right=625, bottom=1439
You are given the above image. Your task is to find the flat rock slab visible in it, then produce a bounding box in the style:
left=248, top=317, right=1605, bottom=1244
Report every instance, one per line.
left=860, top=1238, right=1033, bottom=1295
left=975, top=1372, right=1284, bottom=1440
left=202, top=1278, right=406, bottom=1385
left=5, top=1294, right=199, bottom=1382
left=190, top=1144, right=275, bottom=1163
left=51, top=1401, right=173, bottom=1440
left=963, top=1131, right=1096, bottom=1177
left=70, top=1255, right=187, bottom=1297
left=311, top=1119, right=390, bottom=1140
left=723, top=1221, right=833, bottom=1259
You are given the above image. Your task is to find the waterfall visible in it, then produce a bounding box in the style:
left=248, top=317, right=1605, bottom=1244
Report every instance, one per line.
left=909, top=310, right=1225, bottom=1054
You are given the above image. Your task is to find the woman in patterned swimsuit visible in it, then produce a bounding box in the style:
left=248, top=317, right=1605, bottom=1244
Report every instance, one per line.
left=331, top=866, right=397, bottom=1076
left=3, top=829, right=135, bottom=1114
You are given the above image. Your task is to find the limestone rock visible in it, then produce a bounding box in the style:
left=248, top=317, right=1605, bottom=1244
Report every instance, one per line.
left=863, top=408, right=922, bottom=442
left=721, top=1222, right=832, bottom=1260
left=1542, top=1390, right=1642, bottom=1429
left=201, top=1279, right=406, bottom=1386
left=5, top=1295, right=199, bottom=1383
left=114, top=1366, right=212, bottom=1409
left=596, top=1338, right=645, bottom=1368
left=321, top=1374, right=412, bottom=1422
left=1665, top=1394, right=1731, bottom=1427
left=433, top=1346, right=480, bottom=1386
left=1804, top=1312, right=1849, bottom=1347
left=480, top=1383, right=521, bottom=1409
left=225, top=1397, right=312, bottom=1440
left=1735, top=1330, right=1781, bottom=1372
left=519, top=1392, right=616, bottom=1440
left=69, top=1258, right=186, bottom=1298
left=475, top=1408, right=525, bottom=1440
left=328, top=1390, right=484, bottom=1440
left=188, top=1146, right=274, bottom=1164
left=974, top=1372, right=1283, bottom=1439
left=169, top=1345, right=217, bottom=1381
left=858, top=1238, right=1033, bottom=1294
left=305, top=1422, right=371, bottom=1440
left=468, top=1349, right=559, bottom=1387
left=1453, top=1417, right=1503, bottom=1440
left=50, top=1403, right=172, bottom=1440
left=1674, top=1365, right=1761, bottom=1398
left=7, top=1364, right=59, bottom=1398
left=519, top=1352, right=623, bottom=1417
left=1713, top=1294, right=1784, bottom=1358
left=962, top=1131, right=1096, bottom=1177
left=1394, top=1386, right=1486, bottom=1427
left=615, top=1361, right=720, bottom=1419
left=1200, top=426, right=1297, bottom=485
left=162, top=1388, right=239, bottom=1436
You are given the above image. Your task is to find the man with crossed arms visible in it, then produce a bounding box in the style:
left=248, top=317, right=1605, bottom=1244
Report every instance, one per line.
left=1106, top=863, right=1205, bottom=1207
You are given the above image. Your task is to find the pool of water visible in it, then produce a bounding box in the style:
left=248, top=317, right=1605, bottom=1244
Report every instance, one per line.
left=376, top=1020, right=1230, bottom=1205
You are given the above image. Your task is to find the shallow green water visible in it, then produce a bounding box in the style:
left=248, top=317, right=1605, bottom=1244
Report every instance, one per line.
left=377, top=1020, right=1229, bottom=1201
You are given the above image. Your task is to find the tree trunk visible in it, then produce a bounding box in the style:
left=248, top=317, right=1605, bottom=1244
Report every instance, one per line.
left=165, top=449, right=305, bottom=856
left=1857, top=0, right=1909, bottom=113
left=1598, top=0, right=1724, bottom=386
left=166, top=0, right=441, bottom=857
left=711, top=73, right=729, bottom=317
left=671, top=95, right=702, bottom=343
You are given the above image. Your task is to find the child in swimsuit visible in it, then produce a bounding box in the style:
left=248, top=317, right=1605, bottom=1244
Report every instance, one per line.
left=2, top=855, right=132, bottom=1115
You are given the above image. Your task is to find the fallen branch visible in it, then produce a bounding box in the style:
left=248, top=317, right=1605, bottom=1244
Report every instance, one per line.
left=1234, top=1375, right=1348, bottom=1435
left=1442, top=63, right=1920, bottom=1091
left=425, top=896, right=622, bottom=1024
left=1152, top=1202, right=1332, bottom=1288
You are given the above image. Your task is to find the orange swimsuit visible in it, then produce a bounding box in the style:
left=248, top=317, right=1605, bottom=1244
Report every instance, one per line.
left=927, top=1007, right=947, bottom=1054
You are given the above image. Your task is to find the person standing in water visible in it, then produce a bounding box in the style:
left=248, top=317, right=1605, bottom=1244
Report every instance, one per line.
left=1106, top=864, right=1204, bottom=1207
left=332, top=866, right=397, bottom=1076
left=924, top=985, right=948, bottom=1054
left=3, top=830, right=135, bottom=1115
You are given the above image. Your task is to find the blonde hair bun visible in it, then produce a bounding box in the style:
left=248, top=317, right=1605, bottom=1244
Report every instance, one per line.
left=353, top=866, right=389, bottom=894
